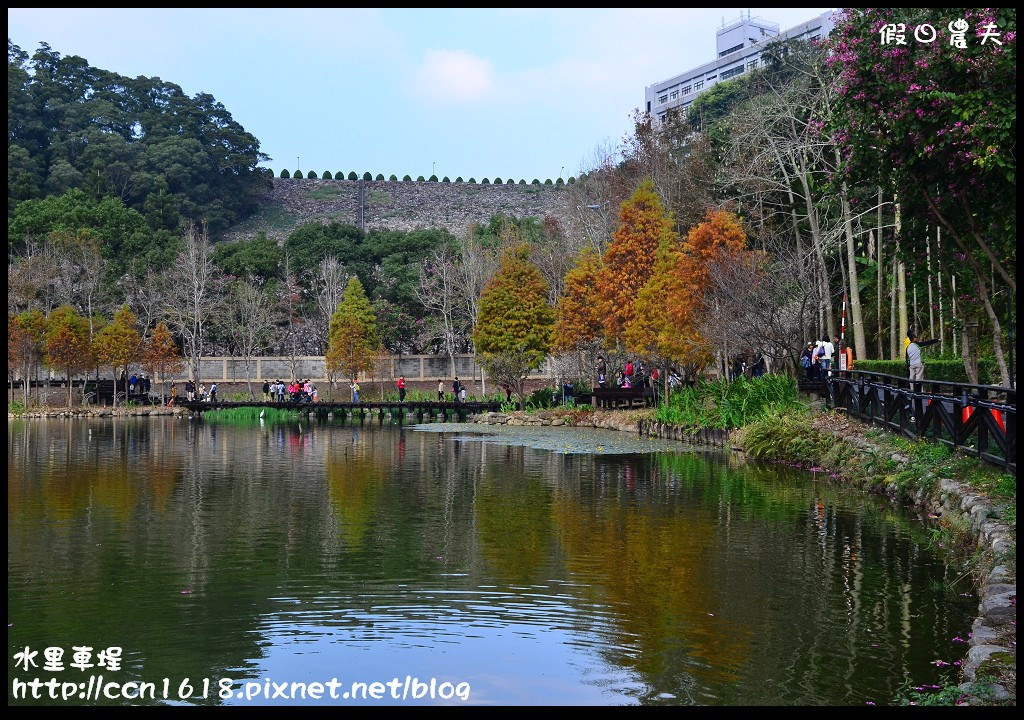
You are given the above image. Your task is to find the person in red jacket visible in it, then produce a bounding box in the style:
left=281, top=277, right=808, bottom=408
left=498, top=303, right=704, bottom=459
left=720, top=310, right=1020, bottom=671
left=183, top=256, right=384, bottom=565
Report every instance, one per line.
left=397, top=375, right=406, bottom=402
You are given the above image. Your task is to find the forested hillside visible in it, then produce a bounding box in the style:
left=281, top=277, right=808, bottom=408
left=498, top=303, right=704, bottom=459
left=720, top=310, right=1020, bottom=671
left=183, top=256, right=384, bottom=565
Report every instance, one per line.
left=8, top=39, right=271, bottom=268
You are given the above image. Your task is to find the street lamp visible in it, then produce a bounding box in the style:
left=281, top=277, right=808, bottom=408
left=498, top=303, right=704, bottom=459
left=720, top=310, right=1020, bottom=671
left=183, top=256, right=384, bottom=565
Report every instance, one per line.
left=432, top=161, right=435, bottom=178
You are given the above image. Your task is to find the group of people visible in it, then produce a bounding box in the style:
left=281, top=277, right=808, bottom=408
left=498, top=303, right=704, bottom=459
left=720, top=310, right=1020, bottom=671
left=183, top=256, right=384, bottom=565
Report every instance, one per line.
left=800, top=336, right=854, bottom=380
left=182, top=379, right=218, bottom=402
left=728, top=353, right=767, bottom=381
left=262, top=379, right=319, bottom=404
left=595, top=356, right=660, bottom=390
left=437, top=377, right=467, bottom=403
left=119, top=371, right=152, bottom=399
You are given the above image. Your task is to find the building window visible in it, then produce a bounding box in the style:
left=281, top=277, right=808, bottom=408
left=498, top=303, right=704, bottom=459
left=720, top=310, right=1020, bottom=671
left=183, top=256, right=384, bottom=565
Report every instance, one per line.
left=718, top=43, right=744, bottom=57
left=747, top=59, right=758, bottom=71
left=658, top=94, right=668, bottom=104
left=670, top=90, right=678, bottom=100
left=721, top=66, right=744, bottom=80
left=695, top=80, right=704, bottom=91
left=682, top=85, right=692, bottom=95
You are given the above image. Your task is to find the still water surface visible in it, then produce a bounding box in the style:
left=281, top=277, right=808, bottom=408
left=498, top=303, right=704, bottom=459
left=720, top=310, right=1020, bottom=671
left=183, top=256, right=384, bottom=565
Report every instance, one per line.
left=7, top=417, right=972, bottom=705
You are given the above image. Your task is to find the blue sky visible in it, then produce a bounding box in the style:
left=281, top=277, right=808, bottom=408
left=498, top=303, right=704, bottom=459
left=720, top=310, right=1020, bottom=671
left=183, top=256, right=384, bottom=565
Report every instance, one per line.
left=8, top=7, right=832, bottom=182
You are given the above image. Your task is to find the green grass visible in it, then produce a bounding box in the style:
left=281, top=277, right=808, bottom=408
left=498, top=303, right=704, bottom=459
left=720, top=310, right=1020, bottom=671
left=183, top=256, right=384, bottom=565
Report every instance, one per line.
left=306, top=186, right=343, bottom=200
left=204, top=406, right=303, bottom=424
left=8, top=401, right=26, bottom=415
left=655, top=375, right=800, bottom=430
left=230, top=204, right=298, bottom=234
left=366, top=189, right=395, bottom=206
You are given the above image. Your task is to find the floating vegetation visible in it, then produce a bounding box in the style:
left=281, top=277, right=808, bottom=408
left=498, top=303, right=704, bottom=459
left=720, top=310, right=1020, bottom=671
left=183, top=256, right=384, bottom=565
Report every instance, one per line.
left=411, top=422, right=695, bottom=455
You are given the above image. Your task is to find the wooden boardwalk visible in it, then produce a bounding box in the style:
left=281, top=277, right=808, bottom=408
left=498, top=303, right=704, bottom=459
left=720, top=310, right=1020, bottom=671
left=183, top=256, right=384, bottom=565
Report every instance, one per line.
left=178, top=399, right=502, bottom=419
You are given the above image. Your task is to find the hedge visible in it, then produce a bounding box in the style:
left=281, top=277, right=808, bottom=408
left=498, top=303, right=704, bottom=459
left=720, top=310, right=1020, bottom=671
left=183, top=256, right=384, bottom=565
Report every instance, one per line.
left=280, top=169, right=290, bottom=178
left=348, top=172, right=358, bottom=180
left=854, top=357, right=997, bottom=385
left=307, top=170, right=317, bottom=179
left=322, top=170, right=332, bottom=179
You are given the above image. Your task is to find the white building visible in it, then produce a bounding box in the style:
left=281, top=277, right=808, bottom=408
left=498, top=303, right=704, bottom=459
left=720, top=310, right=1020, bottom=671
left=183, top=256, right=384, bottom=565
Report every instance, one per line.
left=644, top=10, right=839, bottom=123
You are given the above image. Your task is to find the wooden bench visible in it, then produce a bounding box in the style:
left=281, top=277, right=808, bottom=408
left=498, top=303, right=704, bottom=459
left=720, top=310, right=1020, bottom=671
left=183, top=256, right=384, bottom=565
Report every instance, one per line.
left=591, top=386, right=656, bottom=409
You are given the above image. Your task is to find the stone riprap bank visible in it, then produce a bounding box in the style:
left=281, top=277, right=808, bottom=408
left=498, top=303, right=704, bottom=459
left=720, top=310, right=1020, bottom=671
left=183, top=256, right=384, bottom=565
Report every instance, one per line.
left=222, top=177, right=577, bottom=241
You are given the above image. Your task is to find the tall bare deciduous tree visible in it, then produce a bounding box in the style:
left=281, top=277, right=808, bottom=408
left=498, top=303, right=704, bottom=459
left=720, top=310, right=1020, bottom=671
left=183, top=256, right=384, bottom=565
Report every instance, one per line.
left=417, top=245, right=461, bottom=379
left=220, top=278, right=278, bottom=399
left=161, top=222, right=220, bottom=387
left=313, top=256, right=348, bottom=355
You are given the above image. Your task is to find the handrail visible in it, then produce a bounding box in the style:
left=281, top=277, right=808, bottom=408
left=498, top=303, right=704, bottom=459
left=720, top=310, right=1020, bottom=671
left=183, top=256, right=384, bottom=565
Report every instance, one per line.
left=825, top=373, right=1016, bottom=473
left=835, top=370, right=1015, bottom=399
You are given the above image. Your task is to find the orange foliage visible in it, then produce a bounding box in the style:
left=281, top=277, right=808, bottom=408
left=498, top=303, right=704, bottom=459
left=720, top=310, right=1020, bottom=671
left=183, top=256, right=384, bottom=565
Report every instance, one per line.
left=552, top=247, right=604, bottom=352
left=626, top=210, right=747, bottom=366
left=596, top=179, right=679, bottom=345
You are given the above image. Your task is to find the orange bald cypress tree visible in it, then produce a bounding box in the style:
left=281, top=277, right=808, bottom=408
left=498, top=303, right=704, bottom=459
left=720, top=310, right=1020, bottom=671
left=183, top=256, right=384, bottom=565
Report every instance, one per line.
left=627, top=209, right=747, bottom=379
left=552, top=247, right=604, bottom=352
left=596, top=179, right=679, bottom=346
left=43, top=305, right=93, bottom=407
left=94, top=306, right=142, bottom=407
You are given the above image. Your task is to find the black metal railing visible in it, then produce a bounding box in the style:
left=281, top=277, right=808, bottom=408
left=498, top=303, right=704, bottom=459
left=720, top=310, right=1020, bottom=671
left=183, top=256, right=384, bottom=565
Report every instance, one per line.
left=825, top=370, right=1015, bottom=473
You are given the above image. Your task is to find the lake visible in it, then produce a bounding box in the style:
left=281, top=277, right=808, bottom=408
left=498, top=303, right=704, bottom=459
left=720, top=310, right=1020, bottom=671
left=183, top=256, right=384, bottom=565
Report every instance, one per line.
left=7, top=416, right=972, bottom=705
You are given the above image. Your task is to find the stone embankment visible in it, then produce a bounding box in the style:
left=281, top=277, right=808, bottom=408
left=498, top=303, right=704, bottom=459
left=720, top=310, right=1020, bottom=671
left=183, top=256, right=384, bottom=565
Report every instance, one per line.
left=10, top=406, right=186, bottom=419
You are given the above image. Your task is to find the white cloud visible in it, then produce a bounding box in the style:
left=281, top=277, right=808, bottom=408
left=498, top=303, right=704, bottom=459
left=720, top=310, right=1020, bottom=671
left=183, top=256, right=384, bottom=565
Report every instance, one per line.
left=407, top=49, right=496, bottom=104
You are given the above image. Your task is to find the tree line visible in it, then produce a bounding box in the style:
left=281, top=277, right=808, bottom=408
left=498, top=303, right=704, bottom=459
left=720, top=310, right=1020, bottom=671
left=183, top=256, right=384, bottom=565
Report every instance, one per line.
left=8, top=40, right=271, bottom=243
left=8, top=10, right=1016, bottom=405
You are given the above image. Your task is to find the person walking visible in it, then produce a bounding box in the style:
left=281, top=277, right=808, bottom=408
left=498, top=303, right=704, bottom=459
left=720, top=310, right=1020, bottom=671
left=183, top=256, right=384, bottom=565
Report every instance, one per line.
left=800, top=342, right=815, bottom=381
left=821, top=336, right=835, bottom=377
left=397, top=375, right=406, bottom=402
left=906, top=330, right=939, bottom=390
left=350, top=379, right=360, bottom=403
left=438, top=379, right=445, bottom=402
left=596, top=356, right=607, bottom=388
left=169, top=383, right=177, bottom=407
left=209, top=382, right=218, bottom=403
left=452, top=377, right=461, bottom=404
left=751, top=353, right=766, bottom=378
left=262, top=379, right=270, bottom=402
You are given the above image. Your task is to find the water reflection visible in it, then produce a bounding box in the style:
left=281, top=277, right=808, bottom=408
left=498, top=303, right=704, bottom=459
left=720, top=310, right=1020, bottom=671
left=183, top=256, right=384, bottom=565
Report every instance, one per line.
left=8, top=418, right=972, bottom=705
